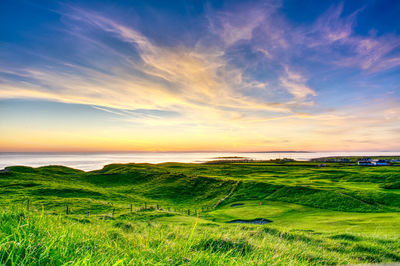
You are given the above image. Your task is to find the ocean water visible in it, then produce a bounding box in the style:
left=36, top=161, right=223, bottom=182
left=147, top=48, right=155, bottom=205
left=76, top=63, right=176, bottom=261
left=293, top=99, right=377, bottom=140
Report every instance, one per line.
left=0, top=151, right=399, bottom=171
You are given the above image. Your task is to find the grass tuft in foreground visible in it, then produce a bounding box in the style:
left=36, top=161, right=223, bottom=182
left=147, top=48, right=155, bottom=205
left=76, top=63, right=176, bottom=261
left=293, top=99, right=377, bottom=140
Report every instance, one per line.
left=1, top=207, right=399, bottom=265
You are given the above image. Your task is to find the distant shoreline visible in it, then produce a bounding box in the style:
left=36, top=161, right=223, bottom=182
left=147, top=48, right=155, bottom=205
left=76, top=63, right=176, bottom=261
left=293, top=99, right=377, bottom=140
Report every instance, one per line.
left=2, top=151, right=400, bottom=171
left=249, top=151, right=313, bottom=153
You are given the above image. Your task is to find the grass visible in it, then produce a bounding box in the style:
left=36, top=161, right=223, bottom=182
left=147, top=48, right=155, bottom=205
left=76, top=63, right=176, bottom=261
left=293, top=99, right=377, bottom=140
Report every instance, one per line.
left=1, top=161, right=400, bottom=264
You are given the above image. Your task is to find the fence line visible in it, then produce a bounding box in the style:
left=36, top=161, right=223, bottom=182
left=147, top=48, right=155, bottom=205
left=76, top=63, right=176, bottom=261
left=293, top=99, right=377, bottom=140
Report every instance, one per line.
left=1, top=198, right=216, bottom=219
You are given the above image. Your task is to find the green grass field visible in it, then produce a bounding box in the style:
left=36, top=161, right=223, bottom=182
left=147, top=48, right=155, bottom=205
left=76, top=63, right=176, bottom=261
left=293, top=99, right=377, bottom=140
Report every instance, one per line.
left=1, top=161, right=399, bottom=265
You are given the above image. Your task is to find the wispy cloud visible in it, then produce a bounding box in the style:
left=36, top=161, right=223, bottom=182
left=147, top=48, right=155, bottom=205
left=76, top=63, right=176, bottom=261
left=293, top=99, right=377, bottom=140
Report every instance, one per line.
left=279, top=66, right=316, bottom=102
left=297, top=3, right=400, bottom=72
left=207, top=5, right=270, bottom=46
left=1, top=6, right=298, bottom=126
left=0, top=1, right=399, bottom=151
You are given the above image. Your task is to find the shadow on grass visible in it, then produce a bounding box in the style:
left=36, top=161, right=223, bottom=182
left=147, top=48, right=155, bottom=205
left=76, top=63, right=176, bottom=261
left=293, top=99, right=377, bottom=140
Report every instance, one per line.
left=193, top=238, right=253, bottom=255
left=329, top=233, right=360, bottom=241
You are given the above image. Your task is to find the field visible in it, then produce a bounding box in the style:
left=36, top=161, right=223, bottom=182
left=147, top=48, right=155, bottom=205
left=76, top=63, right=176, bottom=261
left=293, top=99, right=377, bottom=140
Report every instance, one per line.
left=1, top=161, right=400, bottom=265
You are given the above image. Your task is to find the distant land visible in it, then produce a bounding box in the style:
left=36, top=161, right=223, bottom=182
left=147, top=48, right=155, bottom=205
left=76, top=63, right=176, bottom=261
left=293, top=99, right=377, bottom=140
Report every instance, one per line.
left=249, top=151, right=313, bottom=153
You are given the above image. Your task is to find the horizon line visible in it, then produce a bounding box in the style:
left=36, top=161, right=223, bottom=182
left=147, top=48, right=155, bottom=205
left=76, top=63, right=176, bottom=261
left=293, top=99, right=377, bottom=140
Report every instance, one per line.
left=1, top=150, right=400, bottom=153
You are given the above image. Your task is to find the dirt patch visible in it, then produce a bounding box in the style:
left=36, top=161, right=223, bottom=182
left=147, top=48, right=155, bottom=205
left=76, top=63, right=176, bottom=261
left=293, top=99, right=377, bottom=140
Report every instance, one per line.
left=231, top=203, right=244, bottom=207
left=228, top=218, right=272, bottom=224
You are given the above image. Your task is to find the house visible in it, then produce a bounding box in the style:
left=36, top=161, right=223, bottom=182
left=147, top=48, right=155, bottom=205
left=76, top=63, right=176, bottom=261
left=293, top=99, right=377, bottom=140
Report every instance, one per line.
left=358, top=158, right=373, bottom=166
left=374, top=160, right=389, bottom=166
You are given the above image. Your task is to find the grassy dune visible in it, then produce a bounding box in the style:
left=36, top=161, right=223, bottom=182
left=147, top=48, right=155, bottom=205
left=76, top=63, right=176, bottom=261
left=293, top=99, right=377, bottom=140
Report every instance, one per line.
left=1, top=162, right=400, bottom=264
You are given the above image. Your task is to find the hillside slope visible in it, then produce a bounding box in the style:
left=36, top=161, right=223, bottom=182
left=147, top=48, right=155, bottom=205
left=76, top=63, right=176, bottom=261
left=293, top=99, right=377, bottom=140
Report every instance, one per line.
left=1, top=162, right=399, bottom=213
left=1, top=162, right=400, bottom=265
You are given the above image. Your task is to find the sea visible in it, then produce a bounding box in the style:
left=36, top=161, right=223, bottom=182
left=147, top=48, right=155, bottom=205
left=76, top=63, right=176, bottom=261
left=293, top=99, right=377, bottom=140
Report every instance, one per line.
left=1, top=151, right=399, bottom=171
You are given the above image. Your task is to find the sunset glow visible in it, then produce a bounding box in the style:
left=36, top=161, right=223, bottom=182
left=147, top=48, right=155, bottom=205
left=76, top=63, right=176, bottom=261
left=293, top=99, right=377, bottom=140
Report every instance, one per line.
left=1, top=0, right=399, bottom=152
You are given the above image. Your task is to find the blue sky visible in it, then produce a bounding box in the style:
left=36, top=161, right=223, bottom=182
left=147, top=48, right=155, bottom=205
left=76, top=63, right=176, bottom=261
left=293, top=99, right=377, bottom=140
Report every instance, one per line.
left=0, top=0, right=399, bottom=151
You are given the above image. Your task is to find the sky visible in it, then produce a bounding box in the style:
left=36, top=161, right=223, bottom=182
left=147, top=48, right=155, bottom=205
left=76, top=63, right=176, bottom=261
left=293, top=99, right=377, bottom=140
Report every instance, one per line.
left=0, top=0, right=399, bottom=152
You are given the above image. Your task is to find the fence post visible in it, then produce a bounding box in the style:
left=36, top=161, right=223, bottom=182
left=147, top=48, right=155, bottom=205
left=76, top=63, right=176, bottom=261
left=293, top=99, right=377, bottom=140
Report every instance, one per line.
left=112, top=208, right=115, bottom=217
left=130, top=204, right=133, bottom=213
left=188, top=209, right=190, bottom=216
left=157, top=204, right=159, bottom=210
left=66, top=205, right=69, bottom=215
left=26, top=199, right=30, bottom=211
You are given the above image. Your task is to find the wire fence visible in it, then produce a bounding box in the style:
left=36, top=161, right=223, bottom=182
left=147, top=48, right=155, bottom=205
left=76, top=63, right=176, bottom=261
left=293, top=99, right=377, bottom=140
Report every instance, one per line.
left=0, top=198, right=215, bottom=219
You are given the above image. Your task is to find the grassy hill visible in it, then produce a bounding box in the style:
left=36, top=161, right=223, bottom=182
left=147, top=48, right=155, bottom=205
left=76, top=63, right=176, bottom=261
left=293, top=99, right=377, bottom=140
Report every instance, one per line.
left=1, top=162, right=399, bottom=264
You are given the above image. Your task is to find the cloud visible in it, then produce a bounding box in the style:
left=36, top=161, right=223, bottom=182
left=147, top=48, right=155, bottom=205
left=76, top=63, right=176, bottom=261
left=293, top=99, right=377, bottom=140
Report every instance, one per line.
left=207, top=6, right=267, bottom=46
left=314, top=3, right=356, bottom=43
left=338, top=35, right=400, bottom=72
left=0, top=6, right=299, bottom=129
left=279, top=66, right=316, bottom=102
left=297, top=4, right=400, bottom=72
left=1, top=1, right=399, bottom=151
